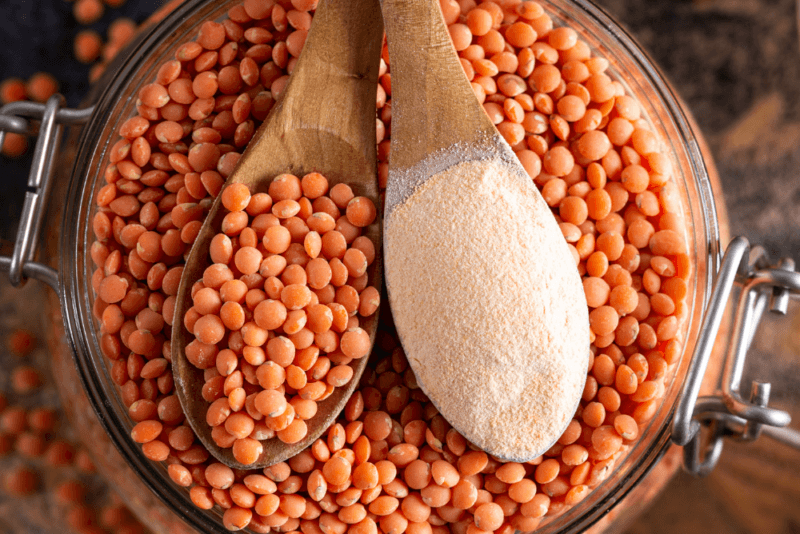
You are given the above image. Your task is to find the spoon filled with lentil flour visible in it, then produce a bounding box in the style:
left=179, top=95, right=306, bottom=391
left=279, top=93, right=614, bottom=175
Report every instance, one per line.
left=380, top=0, right=590, bottom=462
left=171, top=0, right=384, bottom=470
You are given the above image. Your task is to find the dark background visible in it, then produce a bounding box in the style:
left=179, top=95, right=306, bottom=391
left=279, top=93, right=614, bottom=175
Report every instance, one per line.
left=1, top=0, right=799, bottom=532
left=0, top=0, right=161, bottom=240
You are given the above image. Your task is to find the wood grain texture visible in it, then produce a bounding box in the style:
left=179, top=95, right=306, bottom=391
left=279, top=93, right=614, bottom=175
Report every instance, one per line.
left=379, top=0, right=513, bottom=213
left=626, top=302, right=800, bottom=534
left=171, top=0, right=384, bottom=470
left=379, top=0, right=495, bottom=170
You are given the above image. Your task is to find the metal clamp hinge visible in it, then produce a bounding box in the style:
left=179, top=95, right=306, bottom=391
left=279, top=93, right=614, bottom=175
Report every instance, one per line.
left=672, top=236, right=800, bottom=476
left=0, top=97, right=94, bottom=292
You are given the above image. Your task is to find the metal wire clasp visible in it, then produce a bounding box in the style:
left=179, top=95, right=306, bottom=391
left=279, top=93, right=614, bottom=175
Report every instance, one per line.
left=0, top=97, right=94, bottom=292
left=672, top=236, right=799, bottom=476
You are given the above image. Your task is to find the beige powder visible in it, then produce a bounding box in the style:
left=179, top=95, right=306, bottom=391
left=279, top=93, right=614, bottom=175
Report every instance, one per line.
left=385, top=157, right=590, bottom=461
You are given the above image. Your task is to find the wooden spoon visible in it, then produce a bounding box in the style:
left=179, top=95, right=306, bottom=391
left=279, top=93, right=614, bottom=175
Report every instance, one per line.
left=172, top=0, right=384, bottom=470
left=379, top=0, right=589, bottom=461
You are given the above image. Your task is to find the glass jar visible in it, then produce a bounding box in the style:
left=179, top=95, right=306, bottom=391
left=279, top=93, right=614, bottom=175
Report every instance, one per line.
left=2, top=0, right=795, bottom=533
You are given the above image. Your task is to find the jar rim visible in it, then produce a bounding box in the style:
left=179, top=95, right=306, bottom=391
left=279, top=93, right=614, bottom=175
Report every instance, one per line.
left=58, top=0, right=721, bottom=532
left=528, top=1, right=721, bottom=531
left=61, top=1, right=237, bottom=532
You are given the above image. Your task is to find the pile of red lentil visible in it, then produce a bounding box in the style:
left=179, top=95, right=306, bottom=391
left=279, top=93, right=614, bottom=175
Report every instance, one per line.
left=88, top=0, right=691, bottom=532
left=0, top=327, right=149, bottom=534
left=180, top=177, right=379, bottom=460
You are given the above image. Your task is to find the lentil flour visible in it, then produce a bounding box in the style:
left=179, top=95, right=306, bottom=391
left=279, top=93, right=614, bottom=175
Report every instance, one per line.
left=385, top=157, right=590, bottom=461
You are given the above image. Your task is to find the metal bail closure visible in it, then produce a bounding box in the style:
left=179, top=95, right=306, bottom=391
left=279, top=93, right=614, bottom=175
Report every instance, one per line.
left=0, top=97, right=94, bottom=293
left=672, top=236, right=799, bottom=476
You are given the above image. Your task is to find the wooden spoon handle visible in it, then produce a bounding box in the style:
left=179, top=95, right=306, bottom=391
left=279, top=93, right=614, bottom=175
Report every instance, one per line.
left=379, top=0, right=496, bottom=170
left=276, top=0, right=384, bottom=160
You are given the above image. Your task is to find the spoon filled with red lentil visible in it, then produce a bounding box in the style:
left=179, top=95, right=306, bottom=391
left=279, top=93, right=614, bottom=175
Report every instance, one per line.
left=170, top=0, right=384, bottom=470
left=380, top=0, right=591, bottom=462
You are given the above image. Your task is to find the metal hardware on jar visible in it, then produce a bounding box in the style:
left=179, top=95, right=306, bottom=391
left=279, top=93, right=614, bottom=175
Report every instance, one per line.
left=0, top=94, right=798, bottom=482
left=672, top=236, right=800, bottom=476
left=0, top=97, right=94, bottom=293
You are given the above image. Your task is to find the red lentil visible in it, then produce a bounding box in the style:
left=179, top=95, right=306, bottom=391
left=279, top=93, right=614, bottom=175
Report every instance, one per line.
left=11, top=365, right=43, bottom=394
left=2, top=133, right=28, bottom=158
left=0, top=78, right=26, bottom=104
left=73, top=0, right=105, bottom=24
left=2, top=324, right=152, bottom=530
left=83, top=1, right=692, bottom=531
left=183, top=177, right=378, bottom=463
left=74, top=30, right=104, bottom=64
left=25, top=73, right=59, bottom=103
left=4, top=466, right=39, bottom=496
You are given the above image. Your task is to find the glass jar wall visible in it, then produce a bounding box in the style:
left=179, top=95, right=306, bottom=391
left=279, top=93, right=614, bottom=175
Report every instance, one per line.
left=39, top=0, right=728, bottom=532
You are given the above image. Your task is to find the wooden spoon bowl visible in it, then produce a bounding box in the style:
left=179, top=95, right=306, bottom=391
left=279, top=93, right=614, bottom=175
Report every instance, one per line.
left=379, top=0, right=590, bottom=462
left=172, top=0, right=384, bottom=470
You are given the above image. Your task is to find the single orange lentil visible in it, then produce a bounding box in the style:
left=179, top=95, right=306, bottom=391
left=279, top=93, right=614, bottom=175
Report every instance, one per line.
left=26, top=72, right=59, bottom=103
left=589, top=306, right=619, bottom=336
left=27, top=408, right=56, bottom=433
left=346, top=197, right=377, bottom=227
left=340, top=328, right=371, bottom=359
left=2, top=133, right=28, bottom=158
left=233, top=437, right=264, bottom=465
left=534, top=459, right=560, bottom=484
left=4, top=466, right=39, bottom=496
left=474, top=503, right=504, bottom=531
left=560, top=196, right=588, bottom=226
left=302, top=172, right=329, bottom=199
left=577, top=130, right=612, bottom=161
left=614, top=414, right=639, bottom=440
left=449, top=24, right=472, bottom=51
left=506, top=21, right=537, bottom=47
left=323, top=456, right=351, bottom=486
left=73, top=0, right=104, bottom=25
left=620, top=164, right=650, bottom=193
left=74, top=30, right=103, bottom=64
left=557, top=95, right=586, bottom=122
left=44, top=440, right=75, bottom=466
left=548, top=27, right=578, bottom=50
left=108, top=17, right=136, bottom=44
left=0, top=78, right=26, bottom=104
left=222, top=183, right=252, bottom=212
left=11, top=366, right=42, bottom=394
left=278, top=418, right=308, bottom=444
